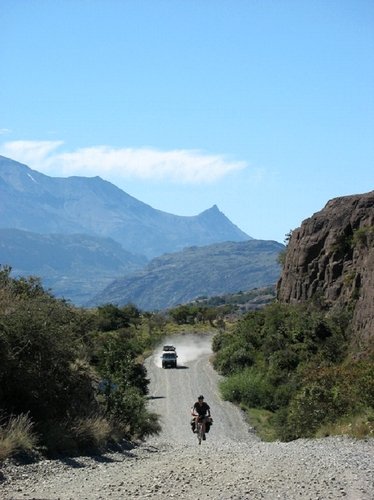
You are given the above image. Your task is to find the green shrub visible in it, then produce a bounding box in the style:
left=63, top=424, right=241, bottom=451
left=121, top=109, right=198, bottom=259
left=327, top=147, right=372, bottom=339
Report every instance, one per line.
left=213, top=342, right=254, bottom=375
left=286, top=382, right=341, bottom=438
left=108, top=386, right=160, bottom=438
left=220, top=368, right=274, bottom=410
left=212, top=330, right=232, bottom=352
left=282, top=361, right=374, bottom=440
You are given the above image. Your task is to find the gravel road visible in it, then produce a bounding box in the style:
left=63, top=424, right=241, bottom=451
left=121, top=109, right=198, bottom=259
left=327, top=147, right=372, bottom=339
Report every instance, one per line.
left=1, top=333, right=373, bottom=499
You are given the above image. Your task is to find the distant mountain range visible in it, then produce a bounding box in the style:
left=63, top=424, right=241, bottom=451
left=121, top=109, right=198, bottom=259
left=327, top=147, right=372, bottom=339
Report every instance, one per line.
left=0, top=155, right=250, bottom=258
left=0, top=155, right=284, bottom=307
left=88, top=240, right=284, bottom=310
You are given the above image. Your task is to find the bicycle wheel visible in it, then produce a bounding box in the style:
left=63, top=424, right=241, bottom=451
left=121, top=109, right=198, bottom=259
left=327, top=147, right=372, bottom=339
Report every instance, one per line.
left=197, top=422, right=203, bottom=445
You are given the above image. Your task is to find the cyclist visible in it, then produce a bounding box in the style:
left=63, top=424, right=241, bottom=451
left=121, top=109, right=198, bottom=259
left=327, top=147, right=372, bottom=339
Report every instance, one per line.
left=191, top=395, right=211, bottom=440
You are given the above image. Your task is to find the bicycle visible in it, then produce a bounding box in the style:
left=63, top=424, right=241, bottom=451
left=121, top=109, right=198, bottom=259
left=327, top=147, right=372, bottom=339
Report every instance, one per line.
left=196, top=415, right=205, bottom=445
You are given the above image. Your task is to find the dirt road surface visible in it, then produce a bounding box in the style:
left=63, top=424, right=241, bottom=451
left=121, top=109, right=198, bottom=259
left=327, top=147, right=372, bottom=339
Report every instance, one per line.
left=147, top=333, right=257, bottom=446
left=1, top=333, right=373, bottom=499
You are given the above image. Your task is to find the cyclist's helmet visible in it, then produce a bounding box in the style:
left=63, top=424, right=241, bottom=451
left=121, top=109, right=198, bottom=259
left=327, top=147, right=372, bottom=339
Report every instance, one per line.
left=198, top=395, right=204, bottom=400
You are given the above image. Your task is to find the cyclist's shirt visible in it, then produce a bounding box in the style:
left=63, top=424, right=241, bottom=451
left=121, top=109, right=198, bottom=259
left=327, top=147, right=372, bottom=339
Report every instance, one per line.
left=193, top=401, right=210, bottom=416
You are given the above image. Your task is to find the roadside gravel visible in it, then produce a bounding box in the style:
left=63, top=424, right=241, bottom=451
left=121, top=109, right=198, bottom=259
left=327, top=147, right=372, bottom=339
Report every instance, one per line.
left=1, top=334, right=373, bottom=499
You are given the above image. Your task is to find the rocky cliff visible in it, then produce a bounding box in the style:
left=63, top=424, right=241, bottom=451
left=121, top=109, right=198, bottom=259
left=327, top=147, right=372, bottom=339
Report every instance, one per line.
left=277, top=191, right=374, bottom=351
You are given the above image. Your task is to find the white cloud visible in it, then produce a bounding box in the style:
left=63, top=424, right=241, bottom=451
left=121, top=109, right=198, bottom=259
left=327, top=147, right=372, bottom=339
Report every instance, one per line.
left=0, top=140, right=248, bottom=184
left=0, top=140, right=64, bottom=166
left=0, top=128, right=12, bottom=135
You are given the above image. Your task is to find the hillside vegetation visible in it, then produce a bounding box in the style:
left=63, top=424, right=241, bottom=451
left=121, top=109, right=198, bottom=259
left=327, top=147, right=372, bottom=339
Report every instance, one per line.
left=0, top=266, right=163, bottom=459
left=213, top=301, right=373, bottom=441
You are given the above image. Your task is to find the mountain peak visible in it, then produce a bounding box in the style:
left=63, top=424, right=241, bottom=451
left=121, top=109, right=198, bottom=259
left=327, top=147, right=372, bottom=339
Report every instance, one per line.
left=200, top=204, right=220, bottom=215
left=208, top=204, right=220, bottom=212
left=197, top=205, right=251, bottom=241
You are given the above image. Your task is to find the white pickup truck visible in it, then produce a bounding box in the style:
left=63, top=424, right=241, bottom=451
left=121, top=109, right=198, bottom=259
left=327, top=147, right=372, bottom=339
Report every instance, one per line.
left=161, top=345, right=178, bottom=368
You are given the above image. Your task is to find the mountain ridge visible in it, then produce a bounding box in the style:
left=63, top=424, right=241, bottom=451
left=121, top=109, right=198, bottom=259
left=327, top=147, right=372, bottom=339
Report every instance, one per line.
left=0, top=228, right=147, bottom=304
left=0, top=155, right=250, bottom=258
left=89, top=239, right=284, bottom=310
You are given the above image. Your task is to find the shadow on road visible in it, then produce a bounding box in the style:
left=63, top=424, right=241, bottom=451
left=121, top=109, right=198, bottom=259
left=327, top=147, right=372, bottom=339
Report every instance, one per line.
left=160, top=365, right=189, bottom=370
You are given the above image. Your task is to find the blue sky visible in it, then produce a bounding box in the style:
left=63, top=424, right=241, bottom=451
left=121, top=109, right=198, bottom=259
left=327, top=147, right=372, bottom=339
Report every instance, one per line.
left=1, top=0, right=373, bottom=244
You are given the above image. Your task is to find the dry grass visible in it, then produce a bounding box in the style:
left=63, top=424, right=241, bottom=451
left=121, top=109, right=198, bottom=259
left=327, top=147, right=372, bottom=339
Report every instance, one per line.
left=316, top=410, right=374, bottom=439
left=0, top=413, right=38, bottom=461
left=41, top=415, right=113, bottom=455
left=71, top=415, right=112, bottom=449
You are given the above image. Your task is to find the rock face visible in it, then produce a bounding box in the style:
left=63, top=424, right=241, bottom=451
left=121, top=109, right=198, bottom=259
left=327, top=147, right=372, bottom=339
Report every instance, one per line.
left=277, top=191, right=374, bottom=350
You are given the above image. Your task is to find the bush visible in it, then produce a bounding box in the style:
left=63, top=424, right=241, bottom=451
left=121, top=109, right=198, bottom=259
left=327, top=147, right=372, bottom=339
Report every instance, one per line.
left=0, top=278, right=98, bottom=424
left=220, top=368, right=274, bottom=410
left=213, top=343, right=254, bottom=375
left=286, top=382, right=340, bottom=438
left=281, top=361, right=374, bottom=440
left=212, top=330, right=232, bottom=353
left=108, top=386, right=160, bottom=438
